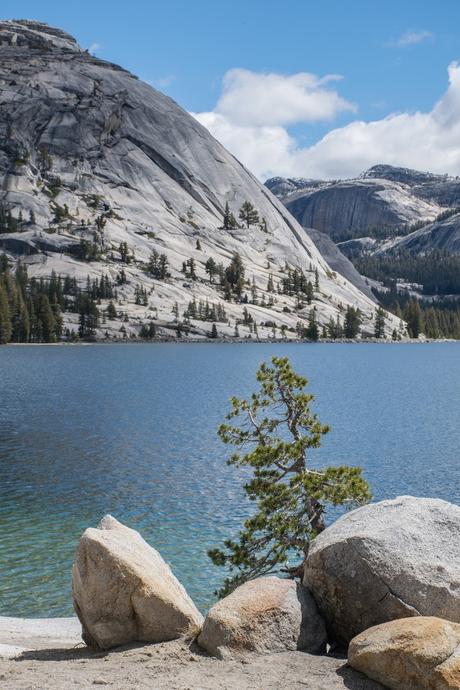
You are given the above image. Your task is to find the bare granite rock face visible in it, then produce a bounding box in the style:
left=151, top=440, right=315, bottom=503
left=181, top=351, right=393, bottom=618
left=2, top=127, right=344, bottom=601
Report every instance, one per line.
left=266, top=165, right=460, bottom=258
left=0, top=19, right=80, bottom=51
left=377, top=211, right=460, bottom=256
left=266, top=171, right=442, bottom=242
left=72, top=515, right=203, bottom=649
left=197, top=576, right=327, bottom=659
left=306, top=227, right=376, bottom=301
left=349, top=617, right=460, bottom=690
left=0, top=20, right=400, bottom=340
left=364, top=164, right=460, bottom=207
left=283, top=178, right=440, bottom=242
left=303, top=496, right=460, bottom=646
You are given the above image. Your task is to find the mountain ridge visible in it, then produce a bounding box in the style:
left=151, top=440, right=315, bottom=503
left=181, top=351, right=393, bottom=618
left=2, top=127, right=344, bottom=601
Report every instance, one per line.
left=266, top=165, right=460, bottom=253
left=0, top=20, right=398, bottom=341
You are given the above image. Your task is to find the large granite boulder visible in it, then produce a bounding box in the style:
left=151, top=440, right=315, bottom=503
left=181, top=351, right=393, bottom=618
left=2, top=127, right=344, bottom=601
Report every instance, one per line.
left=303, top=496, right=460, bottom=645
left=72, top=515, right=203, bottom=649
left=348, top=617, right=460, bottom=690
left=197, top=576, right=326, bottom=659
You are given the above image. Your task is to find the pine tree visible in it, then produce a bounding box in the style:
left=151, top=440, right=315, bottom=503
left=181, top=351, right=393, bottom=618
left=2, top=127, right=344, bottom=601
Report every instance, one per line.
left=343, top=306, right=362, bottom=338
left=222, top=202, right=237, bottom=230
left=305, top=309, right=319, bottom=341
left=0, top=283, right=12, bottom=344
left=188, top=257, right=197, bottom=280
left=225, top=253, right=245, bottom=298
left=208, top=357, right=371, bottom=596
left=238, top=201, right=259, bottom=228
left=119, top=241, right=130, bottom=263
left=196, top=239, right=202, bottom=250
left=36, top=294, right=57, bottom=342
left=116, top=268, right=127, bottom=285
left=140, top=321, right=156, bottom=339
left=404, top=299, right=423, bottom=338
left=251, top=277, right=258, bottom=304
left=423, top=307, right=439, bottom=338
left=210, top=323, right=218, bottom=339
left=242, top=307, right=253, bottom=326
left=106, top=301, right=118, bottom=320
left=314, top=268, right=320, bottom=292
left=205, top=257, right=218, bottom=282
left=148, top=250, right=169, bottom=279
left=374, top=307, right=386, bottom=339
left=11, top=288, right=30, bottom=342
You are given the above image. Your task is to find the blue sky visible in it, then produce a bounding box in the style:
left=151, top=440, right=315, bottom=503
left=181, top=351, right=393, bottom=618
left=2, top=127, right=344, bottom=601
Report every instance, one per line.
left=4, top=1, right=460, bottom=179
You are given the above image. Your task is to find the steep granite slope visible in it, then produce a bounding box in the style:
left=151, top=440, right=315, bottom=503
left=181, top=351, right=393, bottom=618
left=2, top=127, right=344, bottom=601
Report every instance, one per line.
left=0, top=20, right=394, bottom=339
left=305, top=228, right=376, bottom=301
left=377, top=212, right=460, bottom=255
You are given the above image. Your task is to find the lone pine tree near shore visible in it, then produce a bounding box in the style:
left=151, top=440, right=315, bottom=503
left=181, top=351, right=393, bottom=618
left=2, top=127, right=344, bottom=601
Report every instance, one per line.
left=209, top=357, right=371, bottom=597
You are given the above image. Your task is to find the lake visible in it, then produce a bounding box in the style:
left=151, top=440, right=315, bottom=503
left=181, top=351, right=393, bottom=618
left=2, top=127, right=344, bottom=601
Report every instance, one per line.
left=0, top=342, right=459, bottom=618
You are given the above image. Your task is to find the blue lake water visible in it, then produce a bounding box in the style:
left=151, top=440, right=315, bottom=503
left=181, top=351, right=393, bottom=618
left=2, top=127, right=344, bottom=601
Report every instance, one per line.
left=0, top=342, right=459, bottom=617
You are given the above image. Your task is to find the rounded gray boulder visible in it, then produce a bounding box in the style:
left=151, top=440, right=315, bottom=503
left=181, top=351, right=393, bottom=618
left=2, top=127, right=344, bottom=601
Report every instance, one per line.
left=303, top=496, right=460, bottom=646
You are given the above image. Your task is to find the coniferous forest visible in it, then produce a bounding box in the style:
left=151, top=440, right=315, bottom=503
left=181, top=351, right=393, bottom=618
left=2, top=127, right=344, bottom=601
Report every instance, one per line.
left=350, top=250, right=460, bottom=338
left=0, top=254, right=111, bottom=344
left=374, top=287, right=460, bottom=339
left=354, top=250, right=460, bottom=295
left=2, top=249, right=460, bottom=342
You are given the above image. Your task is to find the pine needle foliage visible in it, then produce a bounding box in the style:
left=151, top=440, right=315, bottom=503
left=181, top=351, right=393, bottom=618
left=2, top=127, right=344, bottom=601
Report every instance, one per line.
left=209, top=356, right=371, bottom=597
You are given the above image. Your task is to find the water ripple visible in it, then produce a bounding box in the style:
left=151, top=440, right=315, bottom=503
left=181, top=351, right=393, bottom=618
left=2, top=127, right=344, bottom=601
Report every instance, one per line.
left=0, top=342, right=459, bottom=616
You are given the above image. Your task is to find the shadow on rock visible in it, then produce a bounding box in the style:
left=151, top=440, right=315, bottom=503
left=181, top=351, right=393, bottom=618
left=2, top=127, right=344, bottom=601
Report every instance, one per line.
left=336, top=663, right=386, bottom=689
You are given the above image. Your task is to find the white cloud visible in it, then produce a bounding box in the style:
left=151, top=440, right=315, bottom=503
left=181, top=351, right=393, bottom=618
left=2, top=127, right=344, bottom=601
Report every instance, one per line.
left=193, top=63, right=460, bottom=181
left=88, top=42, right=100, bottom=54
left=395, top=29, right=433, bottom=47
left=214, top=68, right=356, bottom=126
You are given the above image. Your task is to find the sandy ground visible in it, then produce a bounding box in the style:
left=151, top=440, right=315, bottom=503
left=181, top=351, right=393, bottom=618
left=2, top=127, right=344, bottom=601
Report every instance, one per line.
left=0, top=618, right=384, bottom=690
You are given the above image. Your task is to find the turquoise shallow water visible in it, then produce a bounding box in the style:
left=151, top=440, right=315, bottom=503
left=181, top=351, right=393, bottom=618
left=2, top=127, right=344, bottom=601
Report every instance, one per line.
left=0, top=342, right=459, bottom=617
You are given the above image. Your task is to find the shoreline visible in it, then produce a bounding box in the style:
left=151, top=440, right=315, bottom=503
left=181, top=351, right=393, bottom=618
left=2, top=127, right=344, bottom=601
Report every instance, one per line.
left=0, top=616, right=81, bottom=656
left=3, top=337, right=458, bottom=347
